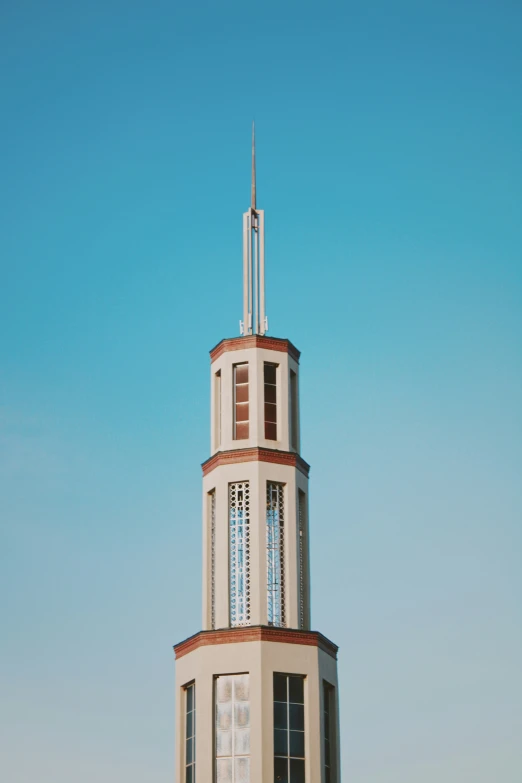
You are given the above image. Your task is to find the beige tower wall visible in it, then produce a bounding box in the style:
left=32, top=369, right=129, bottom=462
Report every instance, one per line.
left=209, top=340, right=301, bottom=455
left=202, top=458, right=310, bottom=631
left=174, top=335, right=341, bottom=783
left=174, top=633, right=341, bottom=783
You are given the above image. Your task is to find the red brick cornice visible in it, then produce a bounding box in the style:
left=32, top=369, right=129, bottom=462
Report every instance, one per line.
left=202, top=447, right=310, bottom=478
left=210, top=336, right=300, bottom=364
left=174, top=625, right=338, bottom=660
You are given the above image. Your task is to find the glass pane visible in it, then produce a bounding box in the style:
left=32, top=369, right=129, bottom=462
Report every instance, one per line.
left=265, top=425, right=278, bottom=444
left=234, top=757, right=250, bottom=783
left=274, top=757, right=289, bottom=783
left=273, top=674, right=287, bottom=702
left=289, top=703, right=304, bottom=731
left=274, top=759, right=288, bottom=783
left=274, top=728, right=288, bottom=756
left=186, top=764, right=193, bottom=783
left=264, top=383, right=276, bottom=403
left=235, top=701, right=250, bottom=728
left=236, top=383, right=249, bottom=403
left=235, top=364, right=249, bottom=384
left=234, top=674, right=250, bottom=702
left=216, top=676, right=233, bottom=703
left=290, top=758, right=305, bottom=783
left=216, top=729, right=232, bottom=757
left=325, top=768, right=331, bottom=783
left=264, top=402, right=277, bottom=423
left=274, top=701, right=288, bottom=729
left=289, top=677, right=304, bottom=704
left=264, top=364, right=277, bottom=384
left=265, top=421, right=277, bottom=440
left=234, top=727, right=251, bottom=755
left=216, top=758, right=232, bottom=783
left=186, top=685, right=193, bottom=712
left=186, top=710, right=193, bottom=738
left=324, top=738, right=330, bottom=765
left=235, top=422, right=249, bottom=440
left=289, top=730, right=305, bottom=758
left=216, top=702, right=232, bottom=730
left=236, top=402, right=249, bottom=422
left=186, top=737, right=193, bottom=763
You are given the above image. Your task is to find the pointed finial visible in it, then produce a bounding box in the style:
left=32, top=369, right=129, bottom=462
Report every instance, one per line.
left=251, top=121, right=256, bottom=211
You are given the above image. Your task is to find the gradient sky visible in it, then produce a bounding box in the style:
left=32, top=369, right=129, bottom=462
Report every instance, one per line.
left=1, top=1, right=521, bottom=781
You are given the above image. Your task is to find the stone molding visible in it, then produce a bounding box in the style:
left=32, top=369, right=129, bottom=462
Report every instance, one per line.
left=210, top=335, right=301, bottom=364
left=174, top=625, right=338, bottom=660
left=202, top=447, right=310, bottom=478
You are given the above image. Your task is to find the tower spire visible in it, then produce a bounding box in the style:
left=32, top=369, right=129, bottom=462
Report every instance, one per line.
left=251, top=121, right=256, bottom=211
left=241, top=125, right=267, bottom=336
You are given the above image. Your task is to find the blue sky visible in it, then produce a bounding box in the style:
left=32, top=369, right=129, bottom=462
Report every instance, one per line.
left=1, top=1, right=521, bottom=781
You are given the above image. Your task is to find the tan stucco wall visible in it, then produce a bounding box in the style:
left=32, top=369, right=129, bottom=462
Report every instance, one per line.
left=174, top=639, right=340, bottom=783
left=209, top=345, right=300, bottom=455
left=202, top=459, right=310, bottom=631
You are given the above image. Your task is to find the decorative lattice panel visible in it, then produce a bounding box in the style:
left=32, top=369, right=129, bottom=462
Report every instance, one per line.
left=229, top=482, right=251, bottom=627
left=266, top=482, right=285, bottom=627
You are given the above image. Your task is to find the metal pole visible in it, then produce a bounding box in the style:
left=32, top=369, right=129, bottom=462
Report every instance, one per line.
left=253, top=210, right=258, bottom=334
left=243, top=212, right=249, bottom=333
left=258, top=210, right=265, bottom=334
left=250, top=213, right=254, bottom=332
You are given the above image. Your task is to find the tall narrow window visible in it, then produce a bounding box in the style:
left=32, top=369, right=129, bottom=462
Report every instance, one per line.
left=290, top=369, right=298, bottom=450
left=298, top=491, right=306, bottom=630
left=273, top=674, right=305, bottom=783
left=264, top=363, right=277, bottom=440
left=267, top=482, right=285, bottom=627
left=209, top=490, right=216, bottom=630
left=214, top=370, right=221, bottom=449
left=323, top=682, right=336, bottom=783
left=215, top=674, right=251, bottom=783
left=234, top=364, right=249, bottom=440
left=185, top=682, right=196, bottom=783
left=229, top=482, right=251, bottom=626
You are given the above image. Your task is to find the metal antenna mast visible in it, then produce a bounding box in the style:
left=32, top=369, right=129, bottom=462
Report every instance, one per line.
left=241, top=122, right=267, bottom=336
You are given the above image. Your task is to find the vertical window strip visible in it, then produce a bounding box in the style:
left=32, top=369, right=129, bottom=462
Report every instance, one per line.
left=215, top=371, right=221, bottom=449
left=215, top=674, right=251, bottom=783
left=185, top=683, right=196, bottom=783
left=264, top=363, right=277, bottom=440
left=267, top=482, right=285, bottom=627
left=273, top=674, right=306, bottom=783
left=323, top=682, right=335, bottom=783
left=298, top=491, right=306, bottom=630
left=210, top=490, right=216, bottom=630
left=229, top=482, right=251, bottom=626
left=234, top=364, right=249, bottom=440
left=290, top=370, right=298, bottom=450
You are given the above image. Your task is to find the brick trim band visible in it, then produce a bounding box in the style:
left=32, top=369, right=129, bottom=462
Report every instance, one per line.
left=210, top=336, right=300, bottom=363
left=202, top=448, right=311, bottom=478
left=174, top=625, right=338, bottom=660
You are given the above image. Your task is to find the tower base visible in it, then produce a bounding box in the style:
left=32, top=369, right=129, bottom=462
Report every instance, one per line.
left=174, top=626, right=340, bottom=783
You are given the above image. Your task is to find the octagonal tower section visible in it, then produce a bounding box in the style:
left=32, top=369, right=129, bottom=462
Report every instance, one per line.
left=174, top=334, right=341, bottom=783
left=202, top=335, right=310, bottom=633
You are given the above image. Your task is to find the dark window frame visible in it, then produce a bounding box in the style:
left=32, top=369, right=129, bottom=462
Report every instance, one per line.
left=233, top=363, right=249, bottom=440
left=273, top=673, right=305, bottom=782
left=290, top=369, right=298, bottom=450
left=323, top=680, right=336, bottom=783
left=185, top=681, right=196, bottom=783
left=264, top=362, right=278, bottom=441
